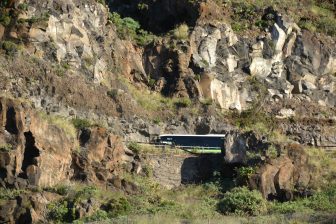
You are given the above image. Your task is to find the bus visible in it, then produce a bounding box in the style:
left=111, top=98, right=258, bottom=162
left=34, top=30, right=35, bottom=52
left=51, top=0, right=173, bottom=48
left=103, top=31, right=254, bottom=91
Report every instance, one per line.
left=156, top=134, right=225, bottom=153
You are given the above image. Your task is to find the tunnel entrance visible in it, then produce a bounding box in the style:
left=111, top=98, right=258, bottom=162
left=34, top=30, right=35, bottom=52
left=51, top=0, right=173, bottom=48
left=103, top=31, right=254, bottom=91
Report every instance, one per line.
left=20, top=132, right=40, bottom=177
left=79, top=129, right=91, bottom=147
left=5, top=107, right=18, bottom=135
left=107, top=0, right=199, bottom=35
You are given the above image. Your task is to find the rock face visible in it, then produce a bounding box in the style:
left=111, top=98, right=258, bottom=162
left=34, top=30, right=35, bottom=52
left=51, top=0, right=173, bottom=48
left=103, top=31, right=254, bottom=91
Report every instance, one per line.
left=0, top=97, right=125, bottom=189
left=1, top=0, right=146, bottom=97
left=0, top=192, right=60, bottom=224
left=249, top=144, right=312, bottom=201
left=72, top=127, right=124, bottom=183
left=0, top=1, right=335, bottom=222
left=142, top=8, right=336, bottom=111
left=0, top=97, right=76, bottom=188
left=223, top=131, right=268, bottom=164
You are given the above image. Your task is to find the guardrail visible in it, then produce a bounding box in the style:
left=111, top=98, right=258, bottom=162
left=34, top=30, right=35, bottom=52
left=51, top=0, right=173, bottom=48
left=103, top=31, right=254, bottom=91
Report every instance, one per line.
left=124, top=141, right=223, bottom=154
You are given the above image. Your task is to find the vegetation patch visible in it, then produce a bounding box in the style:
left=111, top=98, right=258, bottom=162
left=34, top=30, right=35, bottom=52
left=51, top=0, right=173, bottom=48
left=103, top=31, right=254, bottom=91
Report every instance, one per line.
left=0, top=10, right=11, bottom=26
left=71, top=118, right=92, bottom=130
left=0, top=41, right=20, bottom=56
left=218, top=187, right=267, bottom=216
left=38, top=111, right=77, bottom=139
left=173, top=23, right=189, bottom=40
left=118, top=76, right=194, bottom=112
left=0, top=143, right=13, bottom=152
left=271, top=185, right=336, bottom=214
left=306, top=147, right=336, bottom=189
left=226, top=0, right=336, bottom=37
left=235, top=166, right=256, bottom=184
left=0, top=188, right=26, bottom=201
left=109, top=12, right=156, bottom=46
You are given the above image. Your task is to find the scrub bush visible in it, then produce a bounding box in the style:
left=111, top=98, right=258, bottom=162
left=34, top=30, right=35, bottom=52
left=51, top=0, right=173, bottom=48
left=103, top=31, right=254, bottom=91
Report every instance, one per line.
left=218, top=187, right=267, bottom=215
left=173, top=23, right=189, bottom=40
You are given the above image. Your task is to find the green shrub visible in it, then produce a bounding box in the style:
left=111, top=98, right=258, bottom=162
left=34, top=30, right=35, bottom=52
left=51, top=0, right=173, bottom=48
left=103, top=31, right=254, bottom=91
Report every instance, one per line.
left=174, top=97, right=192, bottom=108
left=148, top=78, right=156, bottom=88
left=0, top=143, right=13, bottom=152
left=107, top=89, right=119, bottom=100
left=153, top=117, right=161, bottom=124
left=142, top=165, right=153, bottom=177
left=47, top=201, right=70, bottom=222
left=102, top=197, right=131, bottom=217
left=271, top=185, right=336, bottom=214
left=0, top=10, right=10, bottom=26
left=0, top=188, right=26, bottom=200
left=71, top=118, right=92, bottom=130
left=305, top=186, right=336, bottom=211
left=235, top=167, right=256, bottom=179
left=270, top=200, right=307, bottom=214
left=200, top=98, right=213, bottom=106
left=128, top=142, right=141, bottom=154
left=44, top=185, right=70, bottom=196
left=299, top=20, right=317, bottom=32
left=218, top=187, right=267, bottom=215
left=231, top=22, right=247, bottom=32
left=317, top=16, right=336, bottom=36
left=24, top=12, right=50, bottom=25
left=230, top=1, right=259, bottom=32
left=1, top=41, right=18, bottom=55
left=84, top=210, right=109, bottom=222
left=173, top=23, right=189, bottom=40
left=146, top=197, right=178, bottom=214
left=266, top=145, right=279, bottom=159
left=73, top=186, right=98, bottom=201
left=18, top=3, right=28, bottom=11
left=109, top=12, right=155, bottom=46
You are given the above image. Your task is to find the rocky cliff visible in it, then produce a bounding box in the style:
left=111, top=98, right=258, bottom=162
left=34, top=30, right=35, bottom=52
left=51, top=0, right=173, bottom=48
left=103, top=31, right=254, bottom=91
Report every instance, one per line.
left=0, top=0, right=335, bottom=223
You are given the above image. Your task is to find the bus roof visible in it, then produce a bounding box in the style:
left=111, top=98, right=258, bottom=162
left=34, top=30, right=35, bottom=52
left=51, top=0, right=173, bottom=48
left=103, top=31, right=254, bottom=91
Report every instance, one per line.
left=159, top=134, right=226, bottom=137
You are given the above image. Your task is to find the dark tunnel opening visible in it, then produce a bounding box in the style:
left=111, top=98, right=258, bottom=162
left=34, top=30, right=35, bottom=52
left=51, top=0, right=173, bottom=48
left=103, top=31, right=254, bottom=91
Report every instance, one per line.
left=79, top=129, right=91, bottom=147
left=20, top=132, right=40, bottom=178
left=5, top=107, right=18, bottom=135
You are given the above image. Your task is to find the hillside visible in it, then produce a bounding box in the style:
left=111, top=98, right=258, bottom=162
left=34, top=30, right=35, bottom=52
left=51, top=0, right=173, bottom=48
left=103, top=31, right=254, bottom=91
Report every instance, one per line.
left=0, top=0, right=335, bottom=223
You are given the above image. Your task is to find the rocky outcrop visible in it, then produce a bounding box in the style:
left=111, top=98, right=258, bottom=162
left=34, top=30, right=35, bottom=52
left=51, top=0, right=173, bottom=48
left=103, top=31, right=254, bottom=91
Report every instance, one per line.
left=72, top=127, right=124, bottom=183
left=223, top=131, right=269, bottom=164
left=1, top=0, right=146, bottom=90
left=280, top=118, right=336, bottom=146
left=0, top=97, right=76, bottom=188
left=142, top=6, right=335, bottom=111
left=0, top=192, right=60, bottom=224
left=0, top=97, right=126, bottom=189
left=249, top=144, right=312, bottom=201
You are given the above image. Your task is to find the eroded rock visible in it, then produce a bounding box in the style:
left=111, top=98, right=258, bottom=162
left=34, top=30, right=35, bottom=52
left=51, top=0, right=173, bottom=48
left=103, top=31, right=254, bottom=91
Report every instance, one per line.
left=249, top=144, right=312, bottom=201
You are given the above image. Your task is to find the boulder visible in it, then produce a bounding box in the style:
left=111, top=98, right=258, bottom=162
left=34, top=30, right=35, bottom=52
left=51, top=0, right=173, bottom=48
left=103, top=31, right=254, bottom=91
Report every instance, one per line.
left=250, top=144, right=312, bottom=201
left=72, top=127, right=124, bottom=183
left=199, top=73, right=249, bottom=111
left=223, top=131, right=268, bottom=164
left=250, top=57, right=272, bottom=77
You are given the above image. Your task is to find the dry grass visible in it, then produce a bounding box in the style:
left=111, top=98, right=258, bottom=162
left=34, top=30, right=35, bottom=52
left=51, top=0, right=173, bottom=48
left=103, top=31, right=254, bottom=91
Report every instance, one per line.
left=173, top=23, right=189, bottom=40
left=306, top=147, right=336, bottom=190
left=118, top=76, right=192, bottom=112
left=37, top=111, right=77, bottom=139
